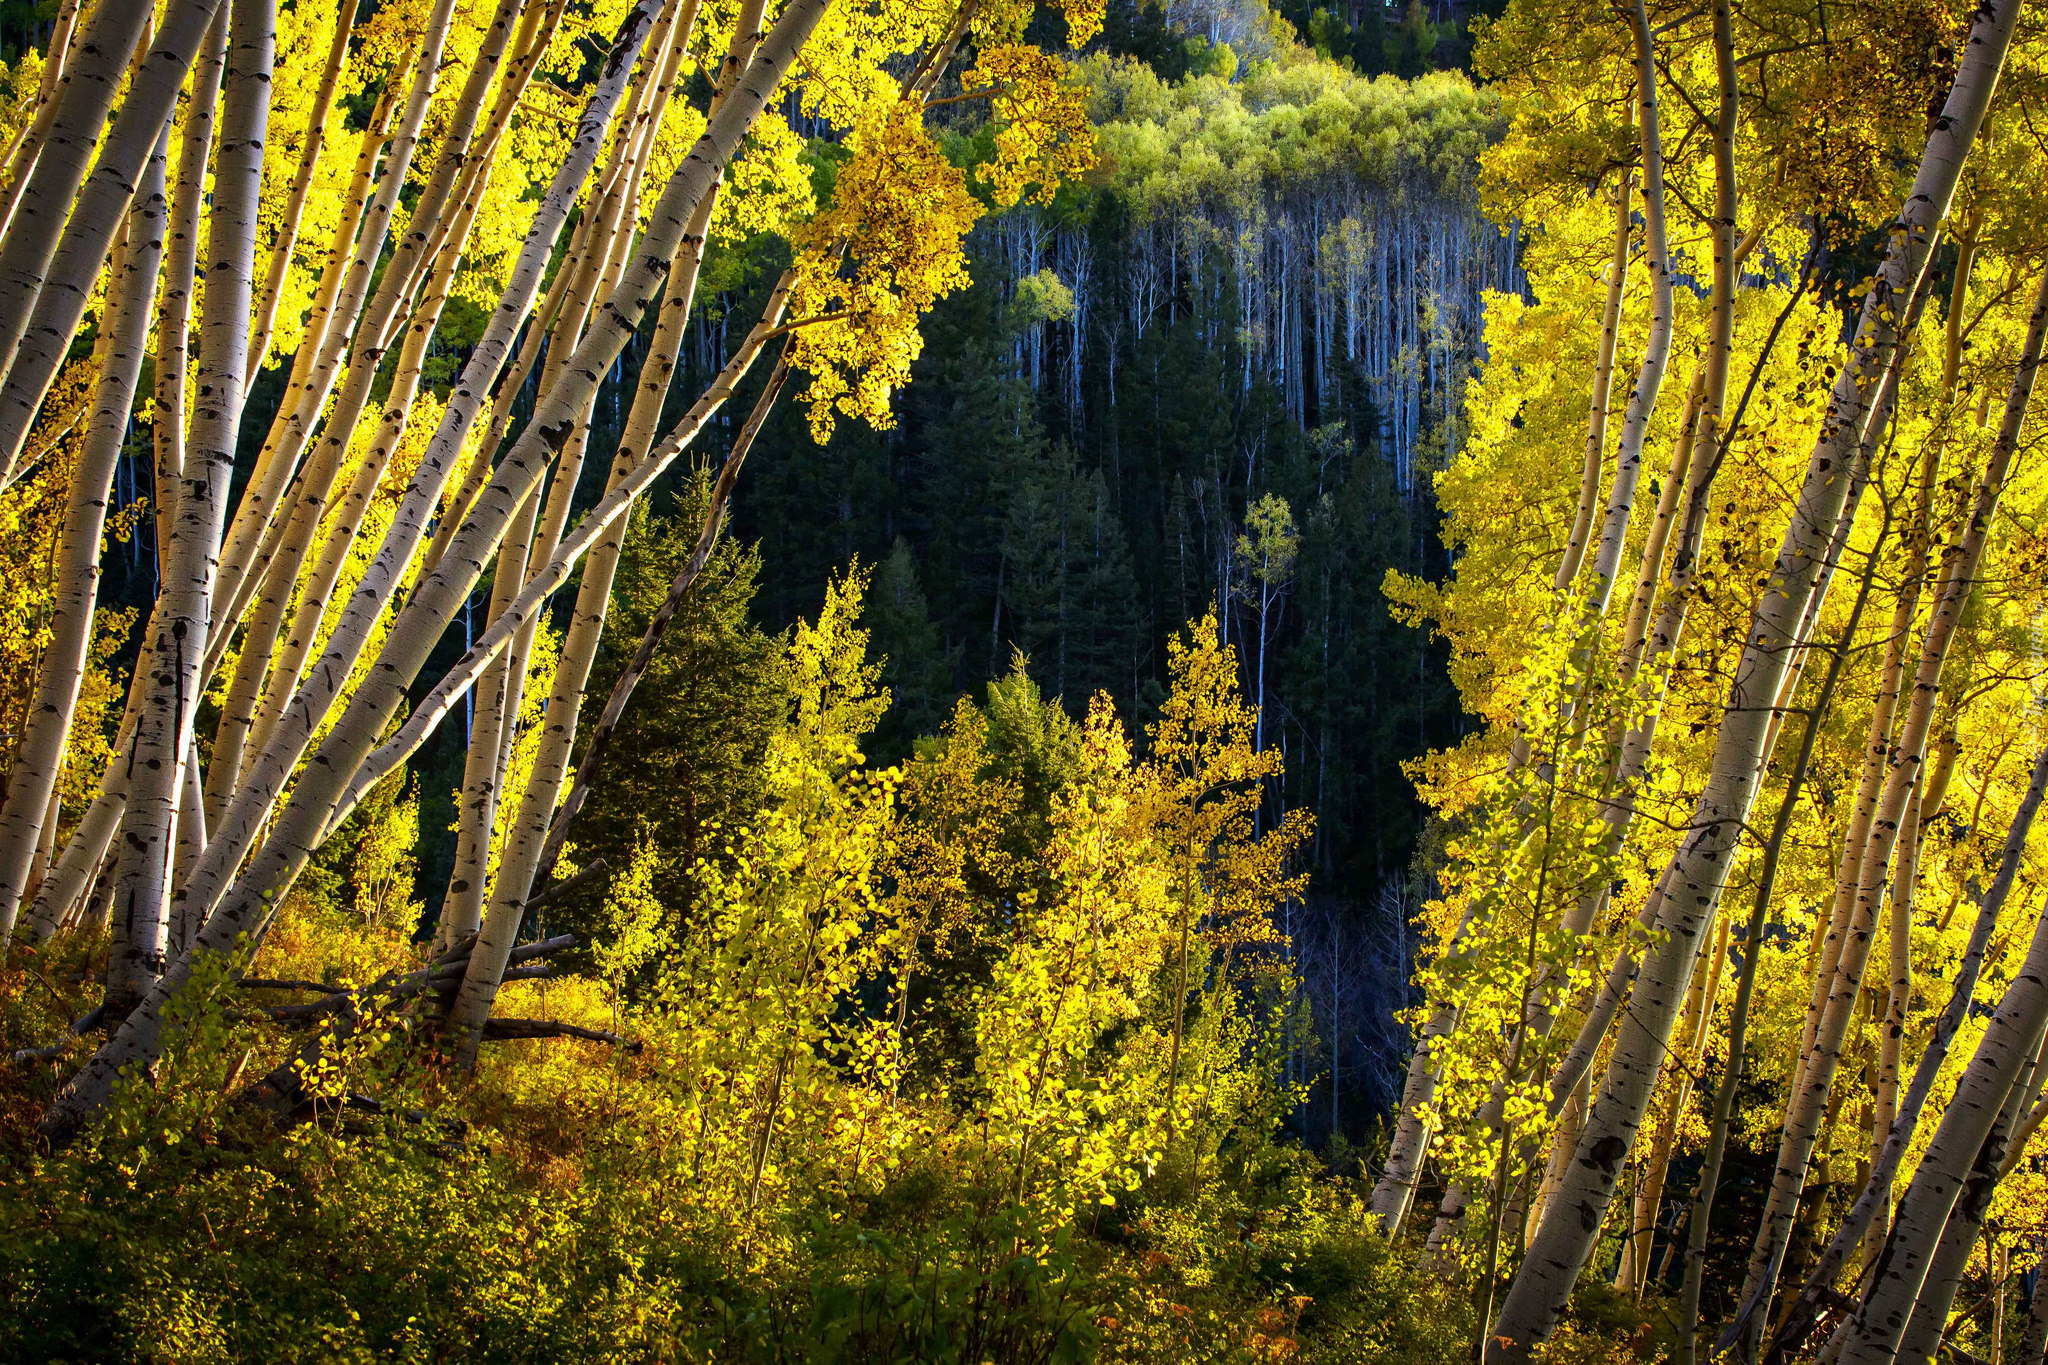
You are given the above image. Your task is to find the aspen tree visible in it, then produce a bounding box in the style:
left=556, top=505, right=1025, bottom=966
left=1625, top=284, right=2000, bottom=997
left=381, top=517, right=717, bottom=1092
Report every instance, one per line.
left=1618, top=910, right=1727, bottom=1295
left=1385, top=13, right=1754, bottom=1240
left=202, top=0, right=528, bottom=818
left=528, top=355, right=793, bottom=898
left=1866, top=771, right=1924, bottom=1261
left=1751, top=747, right=2048, bottom=1364
left=38, top=0, right=818, bottom=1144
left=153, top=5, right=229, bottom=514
left=244, top=0, right=359, bottom=385
left=0, top=123, right=167, bottom=946
left=432, top=5, right=684, bottom=941
left=202, top=0, right=459, bottom=661
left=1889, top=1027, right=2048, bottom=1365
left=0, top=0, right=160, bottom=422
left=1740, top=264, right=2048, bottom=1332
left=161, top=0, right=667, bottom=958
left=0, top=0, right=231, bottom=491
left=1483, top=1, right=2020, bottom=1352
left=1552, top=162, right=1633, bottom=596
left=0, top=0, right=85, bottom=241
left=193, top=88, right=399, bottom=700
left=239, top=6, right=568, bottom=785
left=1837, top=897, right=2048, bottom=1364
left=441, top=0, right=784, bottom=1053
left=1673, top=543, right=1892, bottom=1365
left=102, top=0, right=273, bottom=1019
left=440, top=0, right=701, bottom=950
left=7, top=2, right=241, bottom=937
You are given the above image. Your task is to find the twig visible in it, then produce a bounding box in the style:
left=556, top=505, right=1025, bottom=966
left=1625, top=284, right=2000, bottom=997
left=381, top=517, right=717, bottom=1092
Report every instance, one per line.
left=481, top=1018, right=642, bottom=1052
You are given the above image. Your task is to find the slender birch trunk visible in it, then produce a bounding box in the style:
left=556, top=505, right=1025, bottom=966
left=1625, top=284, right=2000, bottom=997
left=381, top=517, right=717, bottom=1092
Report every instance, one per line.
left=1836, top=888, right=2048, bottom=1365
left=1741, top=263, right=2048, bottom=1331
left=243, top=0, right=360, bottom=386
left=1796, top=204, right=1976, bottom=1098
left=202, top=0, right=525, bottom=816
left=451, top=157, right=652, bottom=863
left=159, top=0, right=667, bottom=956
left=36, top=1, right=820, bottom=1147
left=0, top=125, right=167, bottom=945
left=0, top=0, right=160, bottom=423
left=1484, top=3, right=2015, bottom=1350
left=1619, top=911, right=1726, bottom=1295
left=197, top=83, right=399, bottom=695
left=431, top=49, right=674, bottom=947
left=1579, top=93, right=1672, bottom=617
left=102, top=0, right=272, bottom=1018
left=152, top=3, right=229, bottom=514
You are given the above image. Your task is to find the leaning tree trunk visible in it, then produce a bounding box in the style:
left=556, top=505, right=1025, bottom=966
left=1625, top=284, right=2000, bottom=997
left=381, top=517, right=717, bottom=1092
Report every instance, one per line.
left=243, top=0, right=364, bottom=386
left=0, top=0, right=86, bottom=242
left=1835, top=893, right=2048, bottom=1364
left=1889, top=1026, right=2048, bottom=1365
left=1481, top=1, right=2017, bottom=1353
left=1864, top=772, right=1925, bottom=1266
left=0, top=0, right=226, bottom=488
left=1674, top=546, right=1886, bottom=1365
left=37, top=0, right=816, bottom=1146
left=162, top=0, right=663, bottom=958
left=1750, top=747, right=2048, bottom=1365
left=527, top=354, right=792, bottom=901
left=432, top=64, right=667, bottom=944
left=0, top=128, right=168, bottom=945
left=0, top=0, right=160, bottom=434
left=102, top=0, right=273, bottom=1019
left=196, top=84, right=398, bottom=698
left=1739, top=262, right=2048, bottom=1333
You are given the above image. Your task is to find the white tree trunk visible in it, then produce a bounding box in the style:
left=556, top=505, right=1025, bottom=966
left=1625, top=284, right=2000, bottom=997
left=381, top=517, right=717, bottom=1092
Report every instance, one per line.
left=0, top=0, right=225, bottom=486
left=1483, top=2, right=2016, bottom=1351
left=103, top=0, right=272, bottom=1016
left=0, top=124, right=168, bottom=945
left=0, top=0, right=159, bottom=422
left=1742, top=263, right=2048, bottom=1326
